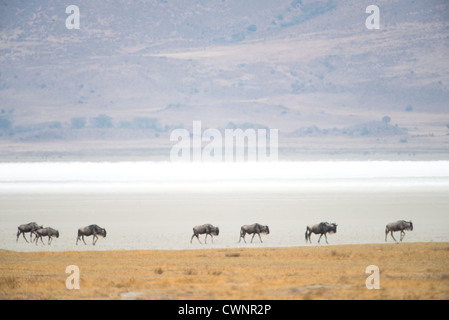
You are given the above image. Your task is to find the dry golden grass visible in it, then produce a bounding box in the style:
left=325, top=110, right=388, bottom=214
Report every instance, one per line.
left=1, top=242, right=448, bottom=300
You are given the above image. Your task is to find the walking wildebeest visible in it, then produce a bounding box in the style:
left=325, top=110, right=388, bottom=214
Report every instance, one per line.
left=239, top=223, right=270, bottom=243
left=76, top=224, right=107, bottom=245
left=305, top=222, right=337, bottom=244
left=16, top=222, right=43, bottom=243
left=385, top=220, right=413, bottom=242
left=190, top=224, right=219, bottom=244
left=33, top=227, right=59, bottom=245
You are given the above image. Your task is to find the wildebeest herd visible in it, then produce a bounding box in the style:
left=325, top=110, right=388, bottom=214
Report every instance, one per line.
left=16, top=223, right=107, bottom=246
left=188, top=220, right=413, bottom=245
left=16, top=220, right=414, bottom=246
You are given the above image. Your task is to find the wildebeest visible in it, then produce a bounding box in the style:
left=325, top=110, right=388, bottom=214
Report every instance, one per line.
left=305, top=222, right=337, bottom=244
left=190, top=224, right=219, bottom=244
left=385, top=220, right=413, bottom=242
left=33, top=227, right=59, bottom=245
left=76, top=224, right=107, bottom=245
left=239, top=223, right=270, bottom=243
left=16, top=222, right=43, bottom=243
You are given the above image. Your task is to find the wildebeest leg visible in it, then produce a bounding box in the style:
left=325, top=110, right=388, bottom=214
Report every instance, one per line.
left=324, top=233, right=329, bottom=244
left=239, top=233, right=246, bottom=243
left=48, top=237, right=52, bottom=245
left=93, top=234, right=98, bottom=245
left=251, top=233, right=256, bottom=243
left=207, top=234, right=214, bottom=244
left=82, top=235, right=87, bottom=245
left=35, top=235, right=44, bottom=246
left=19, top=231, right=28, bottom=243
left=390, top=231, right=398, bottom=243
left=191, top=233, right=201, bottom=244
left=400, top=231, right=405, bottom=242
left=318, top=233, right=323, bottom=244
left=257, top=233, right=263, bottom=243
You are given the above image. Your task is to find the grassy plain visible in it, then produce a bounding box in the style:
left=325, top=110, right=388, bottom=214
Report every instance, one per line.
left=1, top=242, right=448, bottom=300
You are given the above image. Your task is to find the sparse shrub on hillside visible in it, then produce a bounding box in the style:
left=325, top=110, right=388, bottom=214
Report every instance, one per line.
left=281, top=1, right=337, bottom=28
left=247, top=25, right=257, bottom=32
left=382, top=116, right=391, bottom=126
left=91, top=114, right=113, bottom=129
left=289, top=120, right=407, bottom=138
left=71, top=117, right=86, bottom=129
left=0, top=116, right=12, bottom=130
left=0, top=109, right=13, bottom=130
left=291, top=0, right=303, bottom=8
left=231, top=32, right=245, bottom=42
left=226, top=122, right=269, bottom=131
left=118, top=117, right=165, bottom=132
left=119, top=121, right=133, bottom=129
left=132, top=117, right=162, bottom=131
left=48, top=121, right=62, bottom=129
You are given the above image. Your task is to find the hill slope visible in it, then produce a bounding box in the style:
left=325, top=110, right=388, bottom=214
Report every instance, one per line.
left=0, top=0, right=448, bottom=160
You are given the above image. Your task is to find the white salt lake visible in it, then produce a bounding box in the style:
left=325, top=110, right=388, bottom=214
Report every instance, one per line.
left=0, top=161, right=448, bottom=251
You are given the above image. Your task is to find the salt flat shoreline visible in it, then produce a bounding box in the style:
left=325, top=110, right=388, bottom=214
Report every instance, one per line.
left=1, top=242, right=448, bottom=300
left=1, top=240, right=448, bottom=254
